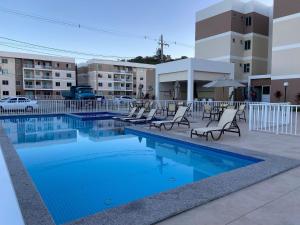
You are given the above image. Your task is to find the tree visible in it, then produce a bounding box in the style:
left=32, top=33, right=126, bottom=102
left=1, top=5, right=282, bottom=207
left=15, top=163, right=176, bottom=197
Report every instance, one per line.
left=123, top=55, right=189, bottom=65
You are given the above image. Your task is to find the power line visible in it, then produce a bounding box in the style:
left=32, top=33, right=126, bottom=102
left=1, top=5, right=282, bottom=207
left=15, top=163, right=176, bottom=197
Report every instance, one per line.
left=0, top=36, right=134, bottom=60
left=0, top=6, right=194, bottom=49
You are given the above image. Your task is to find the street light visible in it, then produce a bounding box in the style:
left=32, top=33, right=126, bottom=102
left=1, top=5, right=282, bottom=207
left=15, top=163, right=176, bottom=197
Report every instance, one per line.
left=284, top=82, right=289, bottom=102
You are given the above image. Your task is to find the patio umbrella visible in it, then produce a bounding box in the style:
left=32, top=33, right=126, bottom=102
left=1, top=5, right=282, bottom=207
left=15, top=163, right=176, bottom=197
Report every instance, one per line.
left=174, top=81, right=181, bottom=100
left=203, top=79, right=245, bottom=88
left=203, top=79, right=245, bottom=100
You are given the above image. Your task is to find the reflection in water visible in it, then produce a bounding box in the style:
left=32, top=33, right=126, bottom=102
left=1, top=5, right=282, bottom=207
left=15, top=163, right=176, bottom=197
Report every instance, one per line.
left=0, top=116, right=128, bottom=146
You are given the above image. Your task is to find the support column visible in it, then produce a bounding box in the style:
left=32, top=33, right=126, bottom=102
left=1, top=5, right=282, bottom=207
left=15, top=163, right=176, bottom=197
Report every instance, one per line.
left=155, top=71, right=160, bottom=100
left=187, top=68, right=194, bottom=102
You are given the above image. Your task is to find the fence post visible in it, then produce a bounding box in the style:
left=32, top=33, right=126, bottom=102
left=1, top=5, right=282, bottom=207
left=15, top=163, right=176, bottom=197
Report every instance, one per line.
left=249, top=104, right=253, bottom=131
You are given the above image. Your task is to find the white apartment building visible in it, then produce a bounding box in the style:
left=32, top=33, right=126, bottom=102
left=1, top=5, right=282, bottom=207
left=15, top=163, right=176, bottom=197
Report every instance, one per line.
left=0, top=51, right=76, bottom=99
left=77, top=59, right=156, bottom=98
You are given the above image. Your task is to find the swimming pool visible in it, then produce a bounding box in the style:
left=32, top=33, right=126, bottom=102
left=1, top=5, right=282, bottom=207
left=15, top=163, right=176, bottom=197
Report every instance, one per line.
left=0, top=115, right=261, bottom=225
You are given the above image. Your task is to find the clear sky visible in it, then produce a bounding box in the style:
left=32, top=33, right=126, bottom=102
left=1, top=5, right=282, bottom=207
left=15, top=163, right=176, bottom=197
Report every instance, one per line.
left=0, top=0, right=272, bottom=62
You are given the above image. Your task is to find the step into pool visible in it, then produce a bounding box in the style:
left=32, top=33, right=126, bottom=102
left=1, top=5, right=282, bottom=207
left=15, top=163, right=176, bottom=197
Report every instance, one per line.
left=0, top=115, right=261, bottom=224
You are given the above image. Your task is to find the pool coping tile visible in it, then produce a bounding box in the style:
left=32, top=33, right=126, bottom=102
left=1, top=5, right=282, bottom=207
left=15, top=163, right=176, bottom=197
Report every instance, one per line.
left=0, top=122, right=300, bottom=225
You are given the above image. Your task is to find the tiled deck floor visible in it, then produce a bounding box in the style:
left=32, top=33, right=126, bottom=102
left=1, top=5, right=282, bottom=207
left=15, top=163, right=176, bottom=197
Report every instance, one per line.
left=145, top=114, right=300, bottom=225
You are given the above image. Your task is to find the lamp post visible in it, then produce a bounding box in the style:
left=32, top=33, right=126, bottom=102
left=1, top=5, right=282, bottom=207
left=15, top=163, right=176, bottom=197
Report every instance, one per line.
left=284, top=82, right=289, bottom=102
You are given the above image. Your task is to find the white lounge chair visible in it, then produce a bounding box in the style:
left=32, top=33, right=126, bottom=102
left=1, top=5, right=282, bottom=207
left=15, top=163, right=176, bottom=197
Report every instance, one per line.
left=113, top=107, right=137, bottom=120
left=121, top=108, right=145, bottom=121
left=236, top=104, right=246, bottom=122
left=191, top=109, right=240, bottom=141
left=128, top=109, right=157, bottom=124
left=150, top=106, right=190, bottom=131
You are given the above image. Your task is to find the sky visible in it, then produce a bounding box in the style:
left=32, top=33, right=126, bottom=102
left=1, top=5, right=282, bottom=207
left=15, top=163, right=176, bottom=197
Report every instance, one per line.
left=0, top=0, right=272, bottom=62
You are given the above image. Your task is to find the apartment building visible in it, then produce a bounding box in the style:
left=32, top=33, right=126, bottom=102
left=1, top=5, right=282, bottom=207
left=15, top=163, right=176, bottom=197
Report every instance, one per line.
left=0, top=51, right=76, bottom=99
left=77, top=60, right=155, bottom=98
left=195, top=0, right=271, bottom=84
left=269, top=0, right=300, bottom=103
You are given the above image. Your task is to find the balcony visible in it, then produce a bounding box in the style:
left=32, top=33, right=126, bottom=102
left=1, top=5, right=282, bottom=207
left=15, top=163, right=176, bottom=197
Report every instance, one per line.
left=24, top=74, right=35, bottom=79
left=23, top=64, right=35, bottom=68
left=114, top=86, right=126, bottom=91
left=113, top=70, right=133, bottom=75
left=24, top=84, right=53, bottom=90
left=35, top=65, right=52, bottom=70
left=113, top=78, right=126, bottom=82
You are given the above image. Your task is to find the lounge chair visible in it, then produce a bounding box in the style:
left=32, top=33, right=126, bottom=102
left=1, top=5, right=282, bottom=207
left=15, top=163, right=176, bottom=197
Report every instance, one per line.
left=113, top=107, right=137, bottom=120
left=120, top=108, right=145, bottom=121
left=128, top=109, right=157, bottom=124
left=236, top=104, right=246, bottom=122
left=150, top=106, right=190, bottom=131
left=167, top=102, right=176, bottom=117
left=191, top=109, right=240, bottom=141
left=202, top=104, right=219, bottom=120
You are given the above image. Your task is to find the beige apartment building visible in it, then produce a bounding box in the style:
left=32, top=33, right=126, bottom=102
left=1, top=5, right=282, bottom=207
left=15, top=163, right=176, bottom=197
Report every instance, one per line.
left=77, top=60, right=155, bottom=98
left=269, top=0, right=300, bottom=103
left=0, top=51, right=76, bottom=99
left=195, top=0, right=271, bottom=83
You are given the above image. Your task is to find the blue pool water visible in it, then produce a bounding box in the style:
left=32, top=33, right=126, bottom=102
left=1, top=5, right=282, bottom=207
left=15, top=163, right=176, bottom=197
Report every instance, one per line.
left=0, top=115, right=260, bottom=224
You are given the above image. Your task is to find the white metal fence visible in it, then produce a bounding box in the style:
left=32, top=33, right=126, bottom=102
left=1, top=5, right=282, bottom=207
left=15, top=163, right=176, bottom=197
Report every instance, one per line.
left=0, top=100, right=131, bottom=116
left=249, top=103, right=299, bottom=136
left=0, top=99, right=256, bottom=117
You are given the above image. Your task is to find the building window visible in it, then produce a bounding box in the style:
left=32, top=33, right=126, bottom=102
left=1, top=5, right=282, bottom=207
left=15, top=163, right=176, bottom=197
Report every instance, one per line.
left=140, top=77, right=144, bottom=81
left=67, top=82, right=72, bottom=87
left=55, top=63, right=60, bottom=68
left=98, top=74, right=102, bottom=78
left=133, top=84, right=137, bottom=88
left=108, top=83, right=112, bottom=87
left=98, top=83, right=103, bottom=87
left=245, top=40, right=251, bottom=50
left=108, top=74, right=112, bottom=79
left=66, top=73, right=72, bottom=78
left=2, top=80, right=8, bottom=85
left=2, top=91, right=9, bottom=96
left=56, top=91, right=60, bottom=95
left=244, top=63, right=251, bottom=73
left=36, top=81, right=41, bottom=86
left=232, top=38, right=236, bottom=43
left=55, top=72, right=60, bottom=77
left=16, top=91, right=21, bottom=96
left=245, top=16, right=252, bottom=26
left=16, top=81, right=21, bottom=86
left=56, top=82, right=60, bottom=87
left=1, top=69, right=8, bottom=75
left=1, top=58, right=8, bottom=64
left=133, top=77, right=136, bottom=80
left=66, top=64, right=69, bottom=69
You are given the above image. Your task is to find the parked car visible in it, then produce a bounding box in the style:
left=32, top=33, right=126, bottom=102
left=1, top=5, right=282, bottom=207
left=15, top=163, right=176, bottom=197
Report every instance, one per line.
left=113, top=96, right=136, bottom=104
left=0, top=97, right=38, bottom=111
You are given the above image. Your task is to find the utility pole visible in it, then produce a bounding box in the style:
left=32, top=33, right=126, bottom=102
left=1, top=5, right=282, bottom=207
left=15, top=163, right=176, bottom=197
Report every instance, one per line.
left=158, top=34, right=169, bottom=63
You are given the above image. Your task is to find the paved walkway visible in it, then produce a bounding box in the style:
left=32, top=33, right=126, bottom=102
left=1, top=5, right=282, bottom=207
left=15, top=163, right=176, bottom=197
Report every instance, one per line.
left=149, top=116, right=300, bottom=225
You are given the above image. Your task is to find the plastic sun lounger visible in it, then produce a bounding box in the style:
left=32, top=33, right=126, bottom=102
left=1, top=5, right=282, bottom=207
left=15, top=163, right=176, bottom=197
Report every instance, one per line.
left=112, top=107, right=137, bottom=120
left=191, top=109, right=241, bottom=141
left=120, top=108, right=145, bottom=121
left=128, top=109, right=157, bottom=124
left=150, top=106, right=190, bottom=131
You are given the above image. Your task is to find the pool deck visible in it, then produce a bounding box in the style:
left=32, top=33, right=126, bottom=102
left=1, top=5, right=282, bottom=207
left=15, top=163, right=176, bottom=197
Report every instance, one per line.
left=147, top=116, right=300, bottom=225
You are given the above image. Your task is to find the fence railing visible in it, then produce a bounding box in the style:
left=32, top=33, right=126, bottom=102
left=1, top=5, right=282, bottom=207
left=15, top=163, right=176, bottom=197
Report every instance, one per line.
left=0, top=99, right=256, bottom=117
left=249, top=103, right=299, bottom=136
left=0, top=100, right=131, bottom=116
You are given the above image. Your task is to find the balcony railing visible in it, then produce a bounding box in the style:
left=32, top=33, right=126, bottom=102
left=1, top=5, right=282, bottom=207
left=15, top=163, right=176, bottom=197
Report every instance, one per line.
left=114, top=86, right=126, bottom=91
